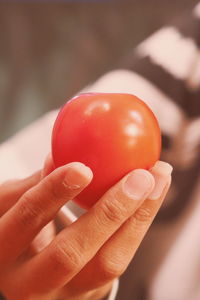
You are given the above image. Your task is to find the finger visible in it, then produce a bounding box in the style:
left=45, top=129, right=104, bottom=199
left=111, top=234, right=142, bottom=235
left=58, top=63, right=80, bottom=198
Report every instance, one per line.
left=18, top=168, right=155, bottom=294
left=32, top=221, right=56, bottom=253
left=24, top=221, right=56, bottom=259
left=71, top=161, right=172, bottom=292
left=0, top=152, right=53, bottom=217
left=0, top=171, right=41, bottom=217
left=0, top=162, right=93, bottom=268
left=17, top=221, right=56, bottom=265
left=41, top=153, right=55, bottom=179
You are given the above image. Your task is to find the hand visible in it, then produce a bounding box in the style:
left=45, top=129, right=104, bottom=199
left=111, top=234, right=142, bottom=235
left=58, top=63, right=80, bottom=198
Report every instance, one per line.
left=0, top=157, right=172, bottom=300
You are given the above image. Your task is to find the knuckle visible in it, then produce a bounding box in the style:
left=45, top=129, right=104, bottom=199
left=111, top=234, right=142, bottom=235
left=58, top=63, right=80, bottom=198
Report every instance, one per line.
left=97, top=254, right=126, bottom=280
left=133, top=205, right=153, bottom=225
left=100, top=195, right=128, bottom=224
left=51, top=238, right=83, bottom=275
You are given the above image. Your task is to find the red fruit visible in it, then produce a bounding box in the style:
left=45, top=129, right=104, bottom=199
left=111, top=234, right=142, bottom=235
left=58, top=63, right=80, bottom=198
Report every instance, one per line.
left=52, top=93, right=161, bottom=209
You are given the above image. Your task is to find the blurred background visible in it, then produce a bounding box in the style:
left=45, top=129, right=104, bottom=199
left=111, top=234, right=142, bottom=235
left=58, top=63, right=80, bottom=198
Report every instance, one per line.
left=0, top=0, right=198, bottom=143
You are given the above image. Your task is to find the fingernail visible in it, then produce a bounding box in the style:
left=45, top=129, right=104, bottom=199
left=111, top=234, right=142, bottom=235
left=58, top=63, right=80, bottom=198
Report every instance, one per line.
left=63, top=162, right=93, bottom=190
left=150, top=161, right=173, bottom=176
left=124, top=169, right=155, bottom=201
left=149, top=161, right=173, bottom=200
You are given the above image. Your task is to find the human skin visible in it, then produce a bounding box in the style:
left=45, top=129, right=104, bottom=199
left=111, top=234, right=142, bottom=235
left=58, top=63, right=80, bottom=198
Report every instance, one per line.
left=0, top=156, right=172, bottom=300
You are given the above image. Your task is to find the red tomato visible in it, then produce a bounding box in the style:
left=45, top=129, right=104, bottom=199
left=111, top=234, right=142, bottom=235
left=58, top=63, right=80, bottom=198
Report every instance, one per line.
left=52, top=93, right=161, bottom=209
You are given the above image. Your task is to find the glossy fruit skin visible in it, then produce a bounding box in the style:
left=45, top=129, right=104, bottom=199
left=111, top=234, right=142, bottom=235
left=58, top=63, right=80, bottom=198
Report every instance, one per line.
left=52, top=93, right=161, bottom=209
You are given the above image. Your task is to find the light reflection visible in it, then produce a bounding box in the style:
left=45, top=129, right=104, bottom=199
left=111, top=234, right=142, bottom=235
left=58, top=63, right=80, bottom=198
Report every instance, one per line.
left=129, top=110, right=143, bottom=123
left=124, top=123, right=141, bottom=137
left=124, top=124, right=141, bottom=147
left=84, top=101, right=111, bottom=116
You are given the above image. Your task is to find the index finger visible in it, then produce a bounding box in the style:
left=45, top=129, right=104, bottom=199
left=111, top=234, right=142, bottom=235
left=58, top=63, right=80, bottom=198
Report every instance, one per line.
left=0, top=162, right=92, bottom=269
